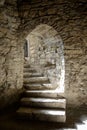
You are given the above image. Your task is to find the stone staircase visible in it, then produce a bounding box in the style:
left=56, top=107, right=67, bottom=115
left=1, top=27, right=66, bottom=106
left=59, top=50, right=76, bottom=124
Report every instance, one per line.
left=17, top=63, right=66, bottom=122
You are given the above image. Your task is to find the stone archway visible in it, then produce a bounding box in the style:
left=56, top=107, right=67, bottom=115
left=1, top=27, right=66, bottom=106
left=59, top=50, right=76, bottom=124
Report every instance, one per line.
left=25, top=24, right=65, bottom=93
left=17, top=24, right=66, bottom=122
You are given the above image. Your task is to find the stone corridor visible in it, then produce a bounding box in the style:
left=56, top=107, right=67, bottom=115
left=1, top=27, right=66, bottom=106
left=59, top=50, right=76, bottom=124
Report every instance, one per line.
left=0, top=0, right=87, bottom=129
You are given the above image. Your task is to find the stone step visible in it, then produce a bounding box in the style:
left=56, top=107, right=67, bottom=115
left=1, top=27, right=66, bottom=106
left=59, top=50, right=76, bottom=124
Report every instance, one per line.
left=21, top=97, right=66, bottom=109
left=23, top=83, right=55, bottom=90
left=24, top=64, right=30, bottom=68
left=17, top=107, right=66, bottom=122
left=23, top=72, right=43, bottom=78
left=24, top=68, right=36, bottom=73
left=24, top=90, right=65, bottom=98
left=23, top=77, right=50, bottom=84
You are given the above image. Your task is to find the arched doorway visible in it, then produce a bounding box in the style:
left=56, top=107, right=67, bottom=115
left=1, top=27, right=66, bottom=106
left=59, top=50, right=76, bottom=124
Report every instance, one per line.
left=24, top=24, right=65, bottom=93
left=17, top=24, right=66, bottom=122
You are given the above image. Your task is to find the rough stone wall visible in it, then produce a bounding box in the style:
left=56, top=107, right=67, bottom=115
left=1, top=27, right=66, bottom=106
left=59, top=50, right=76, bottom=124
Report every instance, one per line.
left=0, top=0, right=87, bottom=108
left=0, top=0, right=23, bottom=109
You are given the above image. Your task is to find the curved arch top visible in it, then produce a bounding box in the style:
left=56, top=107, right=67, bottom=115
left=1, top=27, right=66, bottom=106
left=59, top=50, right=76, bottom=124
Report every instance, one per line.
left=26, top=24, right=62, bottom=42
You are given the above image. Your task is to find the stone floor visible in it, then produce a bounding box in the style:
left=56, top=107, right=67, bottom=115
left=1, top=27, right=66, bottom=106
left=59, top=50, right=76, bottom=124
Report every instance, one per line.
left=0, top=103, right=87, bottom=130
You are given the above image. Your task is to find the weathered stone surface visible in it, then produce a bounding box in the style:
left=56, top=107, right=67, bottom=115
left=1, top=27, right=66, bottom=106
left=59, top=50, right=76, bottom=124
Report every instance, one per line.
left=20, top=97, right=66, bottom=109
left=17, top=107, right=66, bottom=122
left=0, top=0, right=87, bottom=109
left=0, top=0, right=23, bottom=108
left=24, top=90, right=65, bottom=98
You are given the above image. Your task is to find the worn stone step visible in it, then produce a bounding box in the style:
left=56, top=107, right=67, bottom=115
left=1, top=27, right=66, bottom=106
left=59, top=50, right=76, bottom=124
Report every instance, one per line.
left=17, top=107, right=66, bottom=122
left=24, top=64, right=30, bottom=68
left=24, top=90, right=65, bottom=98
left=23, top=83, right=56, bottom=90
left=23, top=72, right=43, bottom=78
left=24, top=77, right=50, bottom=84
left=24, top=68, right=36, bottom=73
left=21, top=97, right=66, bottom=109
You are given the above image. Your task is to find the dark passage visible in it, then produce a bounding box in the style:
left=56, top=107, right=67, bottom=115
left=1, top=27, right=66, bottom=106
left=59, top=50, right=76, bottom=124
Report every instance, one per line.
left=0, top=104, right=87, bottom=130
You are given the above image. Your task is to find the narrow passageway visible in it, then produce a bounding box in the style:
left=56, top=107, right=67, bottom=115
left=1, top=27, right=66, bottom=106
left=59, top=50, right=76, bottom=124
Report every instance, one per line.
left=17, top=24, right=66, bottom=122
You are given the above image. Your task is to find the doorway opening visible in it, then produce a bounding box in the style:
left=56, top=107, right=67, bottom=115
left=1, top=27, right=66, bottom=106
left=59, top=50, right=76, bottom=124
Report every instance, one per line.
left=17, top=24, right=66, bottom=122
left=24, top=24, right=65, bottom=92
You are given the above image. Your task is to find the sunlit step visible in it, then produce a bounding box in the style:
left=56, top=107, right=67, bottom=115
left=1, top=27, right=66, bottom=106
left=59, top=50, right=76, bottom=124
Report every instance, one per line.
left=24, top=90, right=65, bottom=98
left=24, top=68, right=36, bottom=73
left=23, top=77, right=50, bottom=84
left=23, top=83, right=56, bottom=90
left=24, top=64, right=30, bottom=68
left=23, top=72, right=43, bottom=78
left=21, top=97, right=66, bottom=109
left=17, top=107, right=66, bottom=122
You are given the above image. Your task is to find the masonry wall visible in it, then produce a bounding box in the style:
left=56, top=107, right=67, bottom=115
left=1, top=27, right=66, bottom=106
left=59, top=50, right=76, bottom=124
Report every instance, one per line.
left=0, top=0, right=87, bottom=108
left=0, top=0, right=24, bottom=108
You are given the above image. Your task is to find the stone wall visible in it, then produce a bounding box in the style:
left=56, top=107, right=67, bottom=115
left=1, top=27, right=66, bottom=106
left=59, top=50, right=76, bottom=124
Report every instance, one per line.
left=0, top=0, right=87, bottom=108
left=0, top=0, right=23, bottom=109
